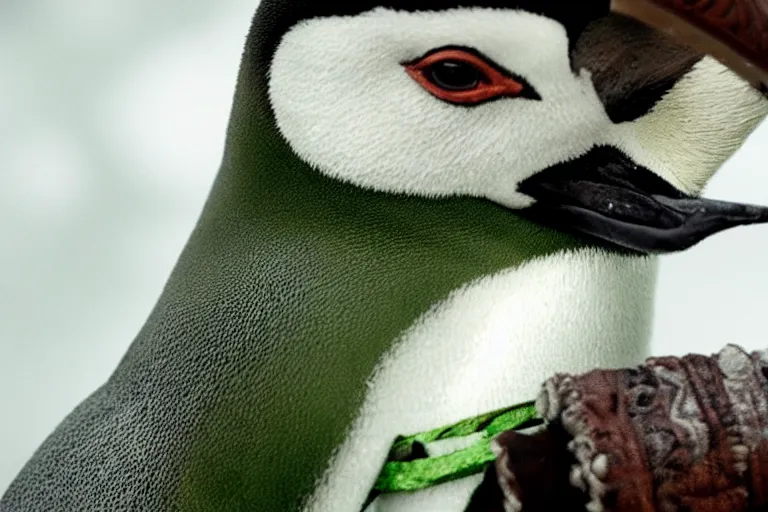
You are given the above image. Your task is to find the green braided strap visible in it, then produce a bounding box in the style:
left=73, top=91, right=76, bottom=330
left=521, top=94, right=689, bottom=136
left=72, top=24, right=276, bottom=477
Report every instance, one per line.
left=373, top=401, right=540, bottom=494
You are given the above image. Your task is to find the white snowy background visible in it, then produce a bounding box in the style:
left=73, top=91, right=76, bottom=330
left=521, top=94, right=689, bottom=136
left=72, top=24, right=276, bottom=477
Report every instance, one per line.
left=1, top=0, right=767, bottom=495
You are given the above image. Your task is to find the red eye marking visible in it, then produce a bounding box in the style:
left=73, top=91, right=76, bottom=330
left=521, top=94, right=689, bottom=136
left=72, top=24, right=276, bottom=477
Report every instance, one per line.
left=404, top=47, right=538, bottom=106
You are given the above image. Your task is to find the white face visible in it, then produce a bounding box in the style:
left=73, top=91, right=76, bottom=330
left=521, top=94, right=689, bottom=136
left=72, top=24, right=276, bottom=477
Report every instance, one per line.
left=268, top=7, right=766, bottom=208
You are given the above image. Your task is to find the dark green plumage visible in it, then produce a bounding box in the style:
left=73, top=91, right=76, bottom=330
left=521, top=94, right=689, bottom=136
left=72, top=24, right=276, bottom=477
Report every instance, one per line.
left=11, top=0, right=761, bottom=509
left=0, top=5, right=585, bottom=512
left=12, top=0, right=764, bottom=512
left=173, top=45, right=584, bottom=508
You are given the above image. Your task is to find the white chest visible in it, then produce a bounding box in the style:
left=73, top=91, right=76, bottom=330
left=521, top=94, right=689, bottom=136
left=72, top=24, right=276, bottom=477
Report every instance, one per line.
left=305, top=248, right=657, bottom=512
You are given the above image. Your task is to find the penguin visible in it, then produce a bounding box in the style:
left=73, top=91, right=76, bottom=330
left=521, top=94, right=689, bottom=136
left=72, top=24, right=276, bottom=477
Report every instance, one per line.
left=2, top=1, right=767, bottom=512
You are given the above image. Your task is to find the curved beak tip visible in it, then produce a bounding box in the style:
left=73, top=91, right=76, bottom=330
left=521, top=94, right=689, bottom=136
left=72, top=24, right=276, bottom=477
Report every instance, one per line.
left=518, top=148, right=768, bottom=254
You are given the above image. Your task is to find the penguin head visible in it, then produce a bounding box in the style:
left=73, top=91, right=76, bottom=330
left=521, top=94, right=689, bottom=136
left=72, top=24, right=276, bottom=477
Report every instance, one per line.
left=259, top=0, right=768, bottom=253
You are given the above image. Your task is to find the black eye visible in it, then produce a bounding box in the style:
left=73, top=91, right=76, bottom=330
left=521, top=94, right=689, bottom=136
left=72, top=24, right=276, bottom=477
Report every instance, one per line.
left=405, top=48, right=536, bottom=105
left=426, top=60, right=484, bottom=91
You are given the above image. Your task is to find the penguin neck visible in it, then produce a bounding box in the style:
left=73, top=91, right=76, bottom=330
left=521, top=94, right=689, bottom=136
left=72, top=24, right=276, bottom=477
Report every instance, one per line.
left=162, top=51, right=655, bottom=511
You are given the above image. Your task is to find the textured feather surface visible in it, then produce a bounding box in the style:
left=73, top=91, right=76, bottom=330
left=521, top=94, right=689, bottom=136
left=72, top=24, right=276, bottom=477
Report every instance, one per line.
left=1, top=3, right=766, bottom=512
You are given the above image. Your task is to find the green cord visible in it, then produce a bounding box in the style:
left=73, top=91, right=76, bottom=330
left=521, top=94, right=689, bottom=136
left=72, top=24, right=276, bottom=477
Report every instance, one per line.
left=372, top=401, right=540, bottom=494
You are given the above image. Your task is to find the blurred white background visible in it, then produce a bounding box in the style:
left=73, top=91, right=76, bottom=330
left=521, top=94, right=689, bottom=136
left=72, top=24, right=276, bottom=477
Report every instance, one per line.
left=1, top=0, right=767, bottom=496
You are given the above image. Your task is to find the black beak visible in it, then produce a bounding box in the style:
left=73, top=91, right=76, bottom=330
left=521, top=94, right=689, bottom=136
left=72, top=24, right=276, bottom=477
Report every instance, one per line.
left=518, top=147, right=768, bottom=254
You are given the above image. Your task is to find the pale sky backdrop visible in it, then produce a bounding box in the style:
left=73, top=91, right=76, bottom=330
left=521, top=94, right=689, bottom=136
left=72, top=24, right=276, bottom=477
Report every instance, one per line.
left=1, top=0, right=767, bottom=496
